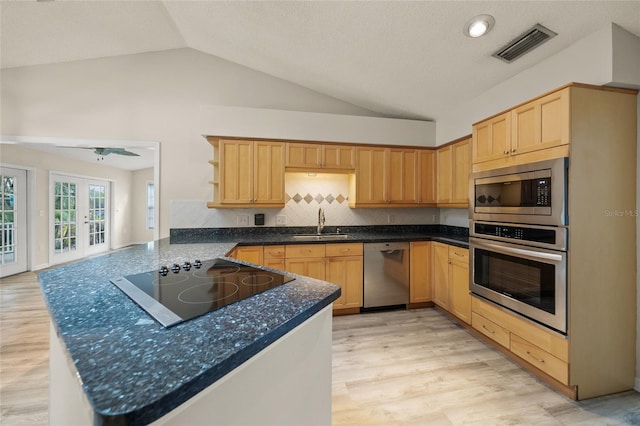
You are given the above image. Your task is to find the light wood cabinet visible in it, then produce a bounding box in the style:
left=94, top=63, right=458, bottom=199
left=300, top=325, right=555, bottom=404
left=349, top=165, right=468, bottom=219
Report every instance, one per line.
left=325, top=243, right=363, bottom=311
left=207, top=138, right=285, bottom=208
left=350, top=146, right=422, bottom=206
left=409, top=241, right=432, bottom=303
left=417, top=149, right=437, bottom=205
left=472, top=87, right=570, bottom=171
left=263, top=245, right=286, bottom=270
left=436, top=138, right=470, bottom=207
left=284, top=244, right=326, bottom=280
left=286, top=143, right=355, bottom=170
left=448, top=246, right=470, bottom=324
left=432, top=242, right=450, bottom=309
left=432, top=242, right=470, bottom=324
left=230, top=245, right=264, bottom=265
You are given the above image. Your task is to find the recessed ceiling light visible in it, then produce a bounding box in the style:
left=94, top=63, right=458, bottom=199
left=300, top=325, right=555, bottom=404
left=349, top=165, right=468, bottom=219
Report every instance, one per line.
left=464, top=14, right=495, bottom=38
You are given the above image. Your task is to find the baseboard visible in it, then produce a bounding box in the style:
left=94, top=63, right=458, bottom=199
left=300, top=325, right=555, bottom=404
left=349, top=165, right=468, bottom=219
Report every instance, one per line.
left=635, top=377, right=640, bottom=392
left=32, top=263, right=50, bottom=271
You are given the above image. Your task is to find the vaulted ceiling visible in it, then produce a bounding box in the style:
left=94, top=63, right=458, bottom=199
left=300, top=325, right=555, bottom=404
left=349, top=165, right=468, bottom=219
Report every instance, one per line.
left=1, top=1, right=639, bottom=169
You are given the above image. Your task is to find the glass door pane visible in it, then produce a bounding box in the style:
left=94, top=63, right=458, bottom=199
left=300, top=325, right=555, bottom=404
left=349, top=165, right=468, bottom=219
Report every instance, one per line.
left=0, top=167, right=27, bottom=277
left=53, top=180, right=78, bottom=254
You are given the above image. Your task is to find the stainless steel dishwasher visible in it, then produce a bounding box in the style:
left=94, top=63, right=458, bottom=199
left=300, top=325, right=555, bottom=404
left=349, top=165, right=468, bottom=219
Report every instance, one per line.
left=363, top=242, right=410, bottom=309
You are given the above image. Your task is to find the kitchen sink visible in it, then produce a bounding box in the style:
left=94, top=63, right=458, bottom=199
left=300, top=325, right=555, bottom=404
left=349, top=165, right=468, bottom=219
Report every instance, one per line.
left=292, top=234, right=350, bottom=241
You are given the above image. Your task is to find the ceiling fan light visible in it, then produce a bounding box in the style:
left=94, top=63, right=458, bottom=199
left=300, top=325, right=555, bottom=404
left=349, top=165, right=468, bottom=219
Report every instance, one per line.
left=465, top=14, right=495, bottom=38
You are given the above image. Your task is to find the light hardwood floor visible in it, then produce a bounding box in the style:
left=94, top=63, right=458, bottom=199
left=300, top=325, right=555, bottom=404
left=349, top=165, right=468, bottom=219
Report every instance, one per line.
left=2, top=271, right=639, bottom=425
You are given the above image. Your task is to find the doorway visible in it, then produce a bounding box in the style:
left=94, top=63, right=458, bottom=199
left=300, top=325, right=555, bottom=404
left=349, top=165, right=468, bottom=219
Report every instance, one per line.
left=0, top=166, right=28, bottom=277
left=50, top=173, right=111, bottom=265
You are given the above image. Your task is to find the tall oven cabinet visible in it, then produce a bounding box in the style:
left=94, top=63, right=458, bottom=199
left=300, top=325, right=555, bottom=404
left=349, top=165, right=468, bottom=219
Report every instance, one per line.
left=470, top=83, right=638, bottom=400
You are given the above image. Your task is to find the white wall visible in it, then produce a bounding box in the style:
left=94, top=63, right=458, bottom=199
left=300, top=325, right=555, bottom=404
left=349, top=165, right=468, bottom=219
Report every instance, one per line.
left=0, top=47, right=382, bottom=244
left=0, top=144, right=134, bottom=268
left=131, top=167, right=154, bottom=243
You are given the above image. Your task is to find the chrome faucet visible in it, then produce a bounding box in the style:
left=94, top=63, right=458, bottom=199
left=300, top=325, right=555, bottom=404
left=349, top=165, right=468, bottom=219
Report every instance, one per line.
left=317, top=207, right=325, bottom=235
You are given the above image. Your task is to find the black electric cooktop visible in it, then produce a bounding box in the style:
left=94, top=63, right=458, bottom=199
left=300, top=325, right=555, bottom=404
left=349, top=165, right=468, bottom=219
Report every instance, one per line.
left=111, top=258, right=295, bottom=327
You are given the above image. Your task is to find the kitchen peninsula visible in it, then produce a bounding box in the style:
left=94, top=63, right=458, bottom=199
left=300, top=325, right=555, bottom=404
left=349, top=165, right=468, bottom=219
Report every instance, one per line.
left=40, top=239, right=341, bottom=425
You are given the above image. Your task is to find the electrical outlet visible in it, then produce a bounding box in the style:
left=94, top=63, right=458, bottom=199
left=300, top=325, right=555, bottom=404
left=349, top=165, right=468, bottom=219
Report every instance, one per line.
left=237, top=214, right=249, bottom=226
left=387, top=214, right=396, bottom=224
left=276, top=215, right=287, bottom=225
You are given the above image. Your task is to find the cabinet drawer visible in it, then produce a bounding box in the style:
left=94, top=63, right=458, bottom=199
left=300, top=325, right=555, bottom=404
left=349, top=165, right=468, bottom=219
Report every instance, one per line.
left=472, top=312, right=509, bottom=348
left=448, top=246, right=469, bottom=262
left=511, top=334, right=569, bottom=385
left=264, top=245, right=285, bottom=259
left=325, top=243, right=363, bottom=257
left=285, top=244, right=326, bottom=258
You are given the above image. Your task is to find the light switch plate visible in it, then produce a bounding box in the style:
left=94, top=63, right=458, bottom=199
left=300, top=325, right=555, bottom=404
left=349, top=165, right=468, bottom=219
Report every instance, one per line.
left=276, top=215, right=287, bottom=225
left=237, top=214, right=249, bottom=226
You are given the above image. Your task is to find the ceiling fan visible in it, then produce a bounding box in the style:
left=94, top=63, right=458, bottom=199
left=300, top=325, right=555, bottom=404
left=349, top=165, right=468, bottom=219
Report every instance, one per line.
left=59, top=146, right=141, bottom=161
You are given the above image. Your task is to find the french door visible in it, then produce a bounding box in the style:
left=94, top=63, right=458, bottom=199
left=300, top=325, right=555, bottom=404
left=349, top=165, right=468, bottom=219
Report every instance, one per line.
left=0, top=167, right=28, bottom=277
left=50, top=174, right=110, bottom=265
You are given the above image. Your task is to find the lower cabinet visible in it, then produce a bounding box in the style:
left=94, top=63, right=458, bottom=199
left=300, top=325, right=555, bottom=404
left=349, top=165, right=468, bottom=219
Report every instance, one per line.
left=471, top=296, right=569, bottom=385
left=229, top=246, right=264, bottom=265
left=325, top=243, right=364, bottom=311
left=285, top=244, right=326, bottom=280
left=432, top=242, right=470, bottom=324
left=409, top=241, right=432, bottom=303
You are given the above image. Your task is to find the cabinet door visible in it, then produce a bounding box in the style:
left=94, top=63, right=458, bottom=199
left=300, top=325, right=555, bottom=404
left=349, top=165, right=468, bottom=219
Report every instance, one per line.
left=263, top=245, right=286, bottom=270
left=285, top=258, right=326, bottom=280
left=512, top=88, right=569, bottom=155
left=436, top=145, right=452, bottom=204
left=417, top=149, right=436, bottom=205
left=220, top=140, right=253, bottom=204
left=326, top=256, right=363, bottom=310
left=472, top=112, right=511, bottom=164
left=409, top=241, right=432, bottom=303
left=451, top=139, right=470, bottom=205
left=254, top=141, right=285, bottom=204
left=286, top=143, right=322, bottom=168
left=354, top=147, right=388, bottom=204
left=323, top=145, right=355, bottom=169
left=448, top=247, right=470, bottom=324
left=432, top=242, right=449, bottom=309
left=388, top=149, right=418, bottom=204
left=232, top=245, right=264, bottom=266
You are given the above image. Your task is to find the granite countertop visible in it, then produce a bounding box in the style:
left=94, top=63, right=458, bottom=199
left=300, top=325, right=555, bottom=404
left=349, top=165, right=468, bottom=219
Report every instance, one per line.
left=170, top=224, right=470, bottom=249
left=38, top=239, right=341, bottom=425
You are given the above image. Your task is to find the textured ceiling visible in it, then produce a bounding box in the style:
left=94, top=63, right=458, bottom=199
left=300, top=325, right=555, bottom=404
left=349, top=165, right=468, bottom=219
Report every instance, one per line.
left=1, top=1, right=639, bottom=169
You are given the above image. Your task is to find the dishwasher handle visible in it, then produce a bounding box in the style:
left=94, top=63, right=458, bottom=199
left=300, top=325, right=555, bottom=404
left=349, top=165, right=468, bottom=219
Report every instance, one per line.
left=364, top=242, right=410, bottom=252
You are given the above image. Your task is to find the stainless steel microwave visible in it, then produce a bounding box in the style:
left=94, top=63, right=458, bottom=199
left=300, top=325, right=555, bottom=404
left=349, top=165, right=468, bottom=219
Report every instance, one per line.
left=469, top=158, right=568, bottom=226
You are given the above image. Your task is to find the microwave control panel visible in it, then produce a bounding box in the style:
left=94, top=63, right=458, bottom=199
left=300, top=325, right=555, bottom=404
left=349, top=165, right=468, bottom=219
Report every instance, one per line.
left=536, top=178, right=551, bottom=206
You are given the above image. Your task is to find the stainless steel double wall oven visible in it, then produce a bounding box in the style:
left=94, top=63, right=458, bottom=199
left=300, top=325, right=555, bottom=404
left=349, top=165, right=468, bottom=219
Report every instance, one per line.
left=469, top=158, right=569, bottom=334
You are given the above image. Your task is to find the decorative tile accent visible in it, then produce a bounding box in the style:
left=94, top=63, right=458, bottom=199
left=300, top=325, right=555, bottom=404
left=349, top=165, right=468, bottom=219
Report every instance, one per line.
left=303, top=193, right=314, bottom=204
left=325, top=194, right=335, bottom=204
left=314, top=194, right=324, bottom=203
left=292, top=193, right=303, bottom=203
left=336, top=194, right=346, bottom=204
left=285, top=193, right=291, bottom=203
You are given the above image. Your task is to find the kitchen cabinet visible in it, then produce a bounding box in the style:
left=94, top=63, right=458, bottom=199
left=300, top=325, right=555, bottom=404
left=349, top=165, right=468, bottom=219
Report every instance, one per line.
left=284, top=244, right=326, bottom=280
left=285, top=143, right=355, bottom=170
left=350, top=147, right=419, bottom=206
left=325, top=243, right=363, bottom=312
left=409, top=241, right=432, bottom=304
left=263, top=245, right=286, bottom=270
left=207, top=138, right=285, bottom=208
left=417, top=149, right=437, bottom=205
left=229, top=245, right=264, bottom=265
left=472, top=87, right=570, bottom=171
left=432, top=242, right=470, bottom=324
left=436, top=138, right=470, bottom=207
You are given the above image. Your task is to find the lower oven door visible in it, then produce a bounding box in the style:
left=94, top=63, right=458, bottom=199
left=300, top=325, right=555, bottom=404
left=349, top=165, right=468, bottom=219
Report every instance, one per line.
left=469, top=237, right=567, bottom=334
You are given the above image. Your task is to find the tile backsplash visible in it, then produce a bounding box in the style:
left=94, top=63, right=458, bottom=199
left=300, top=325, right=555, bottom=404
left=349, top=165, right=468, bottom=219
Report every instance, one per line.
left=171, top=173, right=451, bottom=228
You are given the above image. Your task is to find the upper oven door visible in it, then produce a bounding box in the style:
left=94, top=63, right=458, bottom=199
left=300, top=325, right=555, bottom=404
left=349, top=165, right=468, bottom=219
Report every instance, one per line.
left=469, top=158, right=568, bottom=226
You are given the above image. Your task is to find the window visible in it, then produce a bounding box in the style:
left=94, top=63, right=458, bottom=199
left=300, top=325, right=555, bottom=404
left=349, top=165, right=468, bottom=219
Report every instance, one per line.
left=146, top=182, right=154, bottom=230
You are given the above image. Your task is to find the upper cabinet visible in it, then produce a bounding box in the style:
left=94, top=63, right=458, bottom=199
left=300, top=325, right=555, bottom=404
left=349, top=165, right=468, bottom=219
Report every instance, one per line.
left=472, top=87, right=570, bottom=171
left=350, top=147, right=427, bottom=207
left=207, top=138, right=285, bottom=208
left=436, top=137, right=470, bottom=207
left=418, top=149, right=437, bottom=205
left=286, top=143, right=355, bottom=171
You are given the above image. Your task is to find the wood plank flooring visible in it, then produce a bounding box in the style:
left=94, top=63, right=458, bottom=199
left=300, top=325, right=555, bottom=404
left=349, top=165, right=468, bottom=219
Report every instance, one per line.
left=2, top=271, right=639, bottom=425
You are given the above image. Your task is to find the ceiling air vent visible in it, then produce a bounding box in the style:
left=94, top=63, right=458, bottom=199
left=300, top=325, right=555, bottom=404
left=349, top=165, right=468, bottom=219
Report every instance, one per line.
left=493, top=24, right=557, bottom=63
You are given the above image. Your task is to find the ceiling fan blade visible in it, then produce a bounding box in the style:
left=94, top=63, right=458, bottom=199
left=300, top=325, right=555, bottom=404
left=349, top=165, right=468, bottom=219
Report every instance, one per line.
left=94, top=147, right=140, bottom=157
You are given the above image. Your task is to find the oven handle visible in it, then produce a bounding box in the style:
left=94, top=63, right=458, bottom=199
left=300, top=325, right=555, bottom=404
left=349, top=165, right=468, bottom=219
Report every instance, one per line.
left=470, top=239, right=564, bottom=263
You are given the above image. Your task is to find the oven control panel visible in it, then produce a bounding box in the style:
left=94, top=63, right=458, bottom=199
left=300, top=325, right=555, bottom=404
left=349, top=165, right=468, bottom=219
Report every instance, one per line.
left=473, top=222, right=557, bottom=245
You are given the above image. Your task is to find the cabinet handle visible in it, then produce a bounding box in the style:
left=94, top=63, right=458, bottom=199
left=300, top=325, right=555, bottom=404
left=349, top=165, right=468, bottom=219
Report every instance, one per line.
left=453, top=252, right=465, bottom=257
left=481, top=324, right=495, bottom=334
left=341, top=248, right=351, bottom=253
left=526, top=351, right=545, bottom=364
left=504, top=150, right=509, bottom=155
left=511, top=148, right=516, bottom=153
